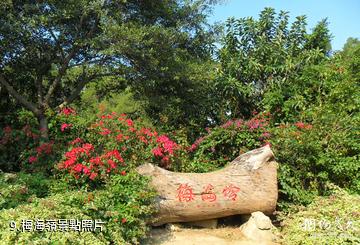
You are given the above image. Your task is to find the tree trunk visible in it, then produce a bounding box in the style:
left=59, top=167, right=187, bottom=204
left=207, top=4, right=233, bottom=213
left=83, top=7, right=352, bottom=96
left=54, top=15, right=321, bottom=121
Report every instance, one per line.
left=38, top=114, right=49, bottom=141
left=137, top=145, right=278, bottom=226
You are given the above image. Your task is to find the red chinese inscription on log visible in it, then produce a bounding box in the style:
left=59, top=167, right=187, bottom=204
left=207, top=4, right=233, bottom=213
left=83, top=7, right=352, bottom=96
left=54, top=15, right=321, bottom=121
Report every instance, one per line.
left=177, top=183, right=195, bottom=202
left=201, top=184, right=217, bottom=202
left=222, top=184, right=240, bottom=201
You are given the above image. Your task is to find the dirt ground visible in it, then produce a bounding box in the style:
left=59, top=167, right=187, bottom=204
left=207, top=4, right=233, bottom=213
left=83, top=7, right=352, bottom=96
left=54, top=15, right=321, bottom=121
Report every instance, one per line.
left=143, top=226, right=279, bottom=245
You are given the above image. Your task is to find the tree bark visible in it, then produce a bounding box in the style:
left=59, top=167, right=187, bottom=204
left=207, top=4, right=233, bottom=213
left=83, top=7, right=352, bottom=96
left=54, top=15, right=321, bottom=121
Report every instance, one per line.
left=137, top=145, right=278, bottom=226
left=38, top=114, right=49, bottom=141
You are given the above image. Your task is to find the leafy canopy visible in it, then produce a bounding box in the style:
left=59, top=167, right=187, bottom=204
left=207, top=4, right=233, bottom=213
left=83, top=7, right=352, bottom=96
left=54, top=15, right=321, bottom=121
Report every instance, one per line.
left=214, top=7, right=331, bottom=120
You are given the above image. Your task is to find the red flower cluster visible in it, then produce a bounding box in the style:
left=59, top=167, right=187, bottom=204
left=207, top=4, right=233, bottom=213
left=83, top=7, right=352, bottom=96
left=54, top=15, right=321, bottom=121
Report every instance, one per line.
left=60, top=107, right=76, bottom=116
left=28, top=156, right=38, bottom=164
left=27, top=141, right=55, bottom=164
left=0, top=126, right=13, bottom=145
left=58, top=112, right=181, bottom=183
left=22, top=125, right=39, bottom=139
left=36, top=141, right=54, bottom=155
left=70, top=137, right=83, bottom=145
left=59, top=141, right=127, bottom=181
left=152, top=135, right=178, bottom=166
left=245, top=113, right=270, bottom=131
left=294, top=122, right=313, bottom=130
left=189, top=136, right=205, bottom=152
left=61, top=123, right=73, bottom=132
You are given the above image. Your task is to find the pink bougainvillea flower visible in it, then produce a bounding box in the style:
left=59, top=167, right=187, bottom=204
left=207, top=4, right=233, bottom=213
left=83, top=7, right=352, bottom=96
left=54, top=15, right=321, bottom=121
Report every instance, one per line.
left=235, top=119, right=243, bottom=128
left=89, top=172, right=98, bottom=180
left=261, top=132, right=271, bottom=138
left=138, top=136, right=148, bottom=144
left=126, top=119, right=133, bottom=127
left=108, top=159, right=117, bottom=169
left=294, top=122, right=305, bottom=129
left=221, top=120, right=233, bottom=128
left=60, top=107, right=76, bottom=116
left=100, top=128, right=111, bottom=135
left=73, top=164, right=83, bottom=173
left=70, top=137, right=83, bottom=145
left=83, top=166, right=91, bottom=175
left=28, top=156, right=38, bottom=164
left=82, top=143, right=94, bottom=154
left=161, top=156, right=170, bottom=163
left=152, top=147, right=163, bottom=157
left=105, top=149, right=124, bottom=162
left=189, top=143, right=197, bottom=152
left=156, top=135, right=170, bottom=144
left=36, top=141, right=54, bottom=155
left=61, top=123, right=73, bottom=132
left=116, top=133, right=124, bottom=142
left=101, top=114, right=113, bottom=119
left=90, top=156, right=103, bottom=166
left=294, top=122, right=313, bottom=130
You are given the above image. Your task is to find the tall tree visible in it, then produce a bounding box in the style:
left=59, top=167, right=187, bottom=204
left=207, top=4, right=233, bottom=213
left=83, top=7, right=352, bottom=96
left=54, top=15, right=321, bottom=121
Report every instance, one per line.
left=0, top=0, right=217, bottom=139
left=214, top=8, right=331, bottom=121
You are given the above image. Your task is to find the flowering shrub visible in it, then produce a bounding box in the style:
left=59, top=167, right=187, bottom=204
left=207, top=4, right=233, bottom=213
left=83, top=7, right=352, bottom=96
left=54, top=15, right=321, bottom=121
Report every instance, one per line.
left=184, top=112, right=272, bottom=172
left=0, top=174, right=156, bottom=244
left=57, top=112, right=180, bottom=186
left=271, top=118, right=360, bottom=207
left=0, top=124, right=39, bottom=171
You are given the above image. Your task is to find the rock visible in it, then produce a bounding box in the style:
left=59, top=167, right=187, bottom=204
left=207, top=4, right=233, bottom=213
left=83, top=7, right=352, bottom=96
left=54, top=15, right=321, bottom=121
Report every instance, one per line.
left=239, top=211, right=278, bottom=243
left=186, top=219, right=218, bottom=229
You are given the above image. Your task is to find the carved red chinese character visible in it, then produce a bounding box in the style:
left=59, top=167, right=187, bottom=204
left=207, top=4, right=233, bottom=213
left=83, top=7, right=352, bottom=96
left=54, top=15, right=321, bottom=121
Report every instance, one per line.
left=201, top=184, right=217, bottom=202
left=177, top=183, right=195, bottom=202
left=222, top=184, right=240, bottom=201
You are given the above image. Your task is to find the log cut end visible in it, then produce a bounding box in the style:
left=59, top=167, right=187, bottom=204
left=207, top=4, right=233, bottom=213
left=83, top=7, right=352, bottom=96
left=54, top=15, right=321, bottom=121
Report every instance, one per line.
left=230, top=145, right=275, bottom=170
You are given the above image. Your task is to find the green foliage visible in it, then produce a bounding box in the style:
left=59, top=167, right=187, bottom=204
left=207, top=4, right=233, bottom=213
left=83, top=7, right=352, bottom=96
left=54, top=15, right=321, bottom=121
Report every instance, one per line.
left=0, top=172, right=156, bottom=244
left=184, top=113, right=271, bottom=172
left=279, top=186, right=360, bottom=244
left=0, top=0, right=217, bottom=138
left=0, top=172, right=51, bottom=210
left=0, top=124, right=36, bottom=172
left=88, top=172, right=156, bottom=244
left=215, top=7, right=331, bottom=120
left=266, top=50, right=360, bottom=205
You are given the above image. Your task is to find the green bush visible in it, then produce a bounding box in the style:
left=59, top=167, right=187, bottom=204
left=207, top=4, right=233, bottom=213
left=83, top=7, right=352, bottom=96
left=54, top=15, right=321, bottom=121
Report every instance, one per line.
left=267, top=55, right=359, bottom=206
left=183, top=112, right=271, bottom=172
left=0, top=124, right=38, bottom=172
left=0, top=172, right=51, bottom=210
left=271, top=120, right=359, bottom=207
left=0, top=171, right=156, bottom=244
left=279, top=185, right=360, bottom=245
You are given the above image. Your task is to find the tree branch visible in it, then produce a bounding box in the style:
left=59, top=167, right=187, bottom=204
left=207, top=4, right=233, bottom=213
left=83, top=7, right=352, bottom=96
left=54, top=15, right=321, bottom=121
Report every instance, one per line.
left=35, top=75, right=43, bottom=106
left=44, top=14, right=100, bottom=106
left=49, top=28, right=65, bottom=59
left=0, top=75, right=40, bottom=115
left=44, top=47, right=79, bottom=105
left=58, top=71, right=118, bottom=109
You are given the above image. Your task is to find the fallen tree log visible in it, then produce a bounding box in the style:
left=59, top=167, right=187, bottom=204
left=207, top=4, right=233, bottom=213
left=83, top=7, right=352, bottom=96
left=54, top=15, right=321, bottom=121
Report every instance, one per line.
left=137, top=145, right=278, bottom=226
